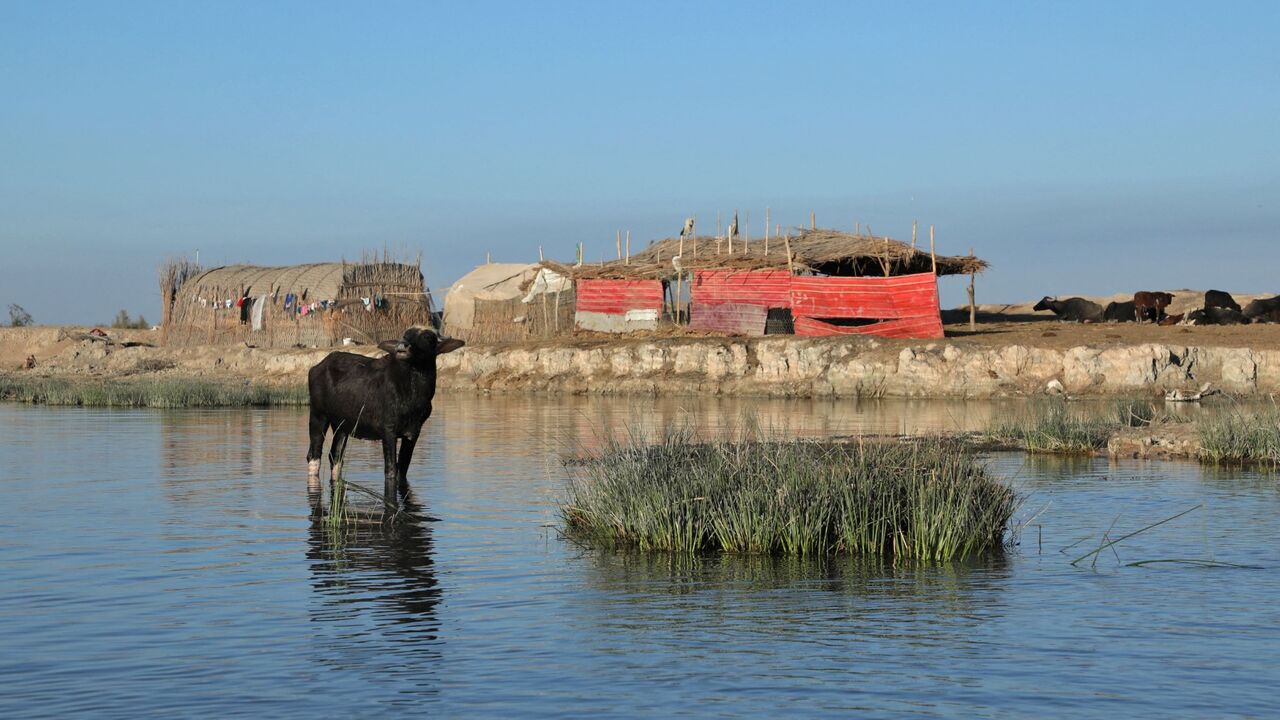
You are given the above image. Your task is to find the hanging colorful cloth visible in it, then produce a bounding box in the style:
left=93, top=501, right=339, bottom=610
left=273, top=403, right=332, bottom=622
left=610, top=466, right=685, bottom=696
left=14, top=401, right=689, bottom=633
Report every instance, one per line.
left=284, top=293, right=295, bottom=310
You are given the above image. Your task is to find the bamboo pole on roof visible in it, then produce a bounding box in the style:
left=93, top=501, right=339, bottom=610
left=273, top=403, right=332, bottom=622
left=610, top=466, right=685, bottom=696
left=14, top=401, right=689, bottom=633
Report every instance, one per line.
left=929, top=225, right=936, bottom=274
left=968, top=247, right=977, bottom=331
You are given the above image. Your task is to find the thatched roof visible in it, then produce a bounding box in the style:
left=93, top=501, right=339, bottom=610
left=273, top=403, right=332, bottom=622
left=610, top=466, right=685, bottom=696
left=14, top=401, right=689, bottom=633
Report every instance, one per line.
left=185, top=263, right=346, bottom=300
left=546, top=228, right=988, bottom=280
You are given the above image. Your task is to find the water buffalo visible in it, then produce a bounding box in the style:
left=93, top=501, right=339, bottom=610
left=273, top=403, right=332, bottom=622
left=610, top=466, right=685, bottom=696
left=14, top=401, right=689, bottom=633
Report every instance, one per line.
left=307, top=326, right=465, bottom=513
left=1187, top=307, right=1250, bottom=326
left=1133, top=291, right=1174, bottom=323
left=1204, top=290, right=1241, bottom=313
left=1033, top=296, right=1104, bottom=323
left=1243, top=296, right=1280, bottom=323
left=1103, top=300, right=1136, bottom=322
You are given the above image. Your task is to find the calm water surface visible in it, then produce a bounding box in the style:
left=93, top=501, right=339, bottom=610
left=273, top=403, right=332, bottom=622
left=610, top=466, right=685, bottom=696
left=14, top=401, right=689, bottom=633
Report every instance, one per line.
left=1, top=396, right=1277, bottom=718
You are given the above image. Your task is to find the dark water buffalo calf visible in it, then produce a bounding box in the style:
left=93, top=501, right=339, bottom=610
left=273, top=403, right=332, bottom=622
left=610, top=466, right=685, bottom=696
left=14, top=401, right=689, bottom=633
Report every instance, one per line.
left=1187, top=307, right=1250, bottom=326
left=1033, top=296, right=1104, bottom=323
left=1204, top=290, right=1241, bottom=313
left=307, top=326, right=465, bottom=511
left=1133, top=291, right=1174, bottom=323
left=1103, top=300, right=1136, bottom=322
left=1243, top=296, right=1280, bottom=322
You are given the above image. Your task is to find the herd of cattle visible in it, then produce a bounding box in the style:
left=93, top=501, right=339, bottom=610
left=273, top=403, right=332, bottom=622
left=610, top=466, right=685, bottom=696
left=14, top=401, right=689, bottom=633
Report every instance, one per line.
left=1033, top=291, right=1280, bottom=326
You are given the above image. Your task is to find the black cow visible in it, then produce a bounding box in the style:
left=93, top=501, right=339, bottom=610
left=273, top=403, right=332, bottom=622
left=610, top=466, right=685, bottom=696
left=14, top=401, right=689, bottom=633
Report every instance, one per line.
left=1187, top=307, right=1250, bottom=326
left=307, top=326, right=465, bottom=512
left=1103, top=300, right=1136, bottom=322
left=1243, top=296, right=1280, bottom=322
left=1033, top=296, right=1104, bottom=322
left=1204, top=290, right=1241, bottom=313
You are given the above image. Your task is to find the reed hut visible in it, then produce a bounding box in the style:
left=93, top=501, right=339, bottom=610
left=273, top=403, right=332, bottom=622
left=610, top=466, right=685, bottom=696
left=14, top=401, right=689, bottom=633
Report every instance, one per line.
left=160, top=258, right=435, bottom=348
left=442, top=263, right=574, bottom=343
left=546, top=228, right=988, bottom=339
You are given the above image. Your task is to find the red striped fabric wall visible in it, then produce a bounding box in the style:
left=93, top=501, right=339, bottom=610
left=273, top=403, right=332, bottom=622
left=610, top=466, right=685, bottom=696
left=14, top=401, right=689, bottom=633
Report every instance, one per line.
left=790, top=272, right=943, bottom=339
left=575, top=279, right=664, bottom=314
left=692, top=270, right=792, bottom=307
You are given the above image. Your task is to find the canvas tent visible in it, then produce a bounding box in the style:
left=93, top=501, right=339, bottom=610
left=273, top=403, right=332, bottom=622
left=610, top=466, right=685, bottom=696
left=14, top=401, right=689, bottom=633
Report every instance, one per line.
left=443, top=263, right=572, bottom=343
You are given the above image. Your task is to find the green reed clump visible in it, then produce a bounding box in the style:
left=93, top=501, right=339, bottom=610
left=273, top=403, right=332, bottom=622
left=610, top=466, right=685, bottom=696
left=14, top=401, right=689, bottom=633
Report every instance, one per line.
left=1115, top=398, right=1159, bottom=427
left=1198, top=409, right=1280, bottom=466
left=561, top=429, right=1017, bottom=561
left=0, top=376, right=308, bottom=408
left=986, top=399, right=1115, bottom=452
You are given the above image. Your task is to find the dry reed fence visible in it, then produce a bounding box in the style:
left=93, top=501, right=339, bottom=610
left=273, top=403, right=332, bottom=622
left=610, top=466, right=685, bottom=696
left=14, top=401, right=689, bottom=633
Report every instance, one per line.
left=465, top=289, right=576, bottom=344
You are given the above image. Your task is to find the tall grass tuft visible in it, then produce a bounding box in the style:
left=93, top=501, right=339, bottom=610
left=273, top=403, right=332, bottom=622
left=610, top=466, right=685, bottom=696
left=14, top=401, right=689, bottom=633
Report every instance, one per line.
left=1198, top=409, right=1280, bottom=466
left=561, top=428, right=1018, bottom=561
left=0, top=376, right=307, bottom=408
left=986, top=399, right=1115, bottom=452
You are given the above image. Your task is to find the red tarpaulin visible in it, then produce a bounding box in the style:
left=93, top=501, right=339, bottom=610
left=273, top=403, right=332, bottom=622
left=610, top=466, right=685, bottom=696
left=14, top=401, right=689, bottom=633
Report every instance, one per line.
left=691, top=270, right=792, bottom=308
left=789, top=272, right=943, bottom=339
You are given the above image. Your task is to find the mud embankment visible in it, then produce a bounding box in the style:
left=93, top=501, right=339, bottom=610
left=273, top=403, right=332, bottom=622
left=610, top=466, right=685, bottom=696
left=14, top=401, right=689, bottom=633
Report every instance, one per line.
left=4, top=327, right=1280, bottom=399
left=436, top=337, right=1279, bottom=398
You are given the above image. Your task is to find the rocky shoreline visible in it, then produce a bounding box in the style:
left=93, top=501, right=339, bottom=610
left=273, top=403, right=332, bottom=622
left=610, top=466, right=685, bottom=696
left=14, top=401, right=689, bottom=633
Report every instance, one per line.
left=435, top=336, right=1278, bottom=399
left=4, top=327, right=1279, bottom=400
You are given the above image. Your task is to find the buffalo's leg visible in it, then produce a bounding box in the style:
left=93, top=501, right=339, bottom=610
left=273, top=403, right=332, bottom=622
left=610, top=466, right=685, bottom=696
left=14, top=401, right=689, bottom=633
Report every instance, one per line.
left=328, top=430, right=350, bottom=483
left=306, top=411, right=328, bottom=497
left=381, top=435, right=399, bottom=514
left=396, top=432, right=418, bottom=498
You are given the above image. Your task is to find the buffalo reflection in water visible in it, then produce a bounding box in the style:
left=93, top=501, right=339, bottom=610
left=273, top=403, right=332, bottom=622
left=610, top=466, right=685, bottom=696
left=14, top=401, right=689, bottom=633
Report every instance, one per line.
left=306, top=496, right=442, bottom=639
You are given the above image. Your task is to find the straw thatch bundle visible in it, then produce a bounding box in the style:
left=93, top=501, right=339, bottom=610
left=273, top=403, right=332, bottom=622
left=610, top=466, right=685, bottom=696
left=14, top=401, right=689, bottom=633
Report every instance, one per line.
left=548, top=228, right=988, bottom=280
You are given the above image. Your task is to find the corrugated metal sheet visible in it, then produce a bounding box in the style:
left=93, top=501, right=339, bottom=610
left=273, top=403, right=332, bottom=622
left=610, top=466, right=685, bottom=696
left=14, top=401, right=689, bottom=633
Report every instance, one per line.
left=688, top=303, right=768, bottom=335
left=692, top=270, right=791, bottom=307
left=575, top=279, right=664, bottom=314
left=790, top=272, right=943, bottom=339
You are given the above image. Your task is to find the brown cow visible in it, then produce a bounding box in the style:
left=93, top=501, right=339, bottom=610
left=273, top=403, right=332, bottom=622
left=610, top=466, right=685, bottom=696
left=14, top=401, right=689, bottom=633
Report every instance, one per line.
left=1133, top=291, right=1174, bottom=323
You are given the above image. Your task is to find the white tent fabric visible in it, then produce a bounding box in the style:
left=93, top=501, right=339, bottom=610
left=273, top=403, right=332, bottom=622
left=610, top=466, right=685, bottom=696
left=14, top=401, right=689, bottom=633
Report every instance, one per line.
left=442, top=263, right=542, bottom=332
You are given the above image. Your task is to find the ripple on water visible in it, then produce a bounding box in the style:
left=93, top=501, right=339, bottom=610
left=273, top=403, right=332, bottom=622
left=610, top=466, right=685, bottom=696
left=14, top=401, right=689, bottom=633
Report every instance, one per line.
left=0, top=398, right=1278, bottom=717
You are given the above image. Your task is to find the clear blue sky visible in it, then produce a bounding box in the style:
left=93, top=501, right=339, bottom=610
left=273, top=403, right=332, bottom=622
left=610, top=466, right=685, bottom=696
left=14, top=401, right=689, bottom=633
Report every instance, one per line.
left=2, top=1, right=1276, bottom=325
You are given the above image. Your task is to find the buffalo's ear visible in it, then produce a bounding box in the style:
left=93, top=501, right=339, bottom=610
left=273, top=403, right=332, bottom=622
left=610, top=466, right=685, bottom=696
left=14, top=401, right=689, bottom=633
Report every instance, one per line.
left=437, top=337, right=465, bottom=355
left=377, top=339, right=401, bottom=355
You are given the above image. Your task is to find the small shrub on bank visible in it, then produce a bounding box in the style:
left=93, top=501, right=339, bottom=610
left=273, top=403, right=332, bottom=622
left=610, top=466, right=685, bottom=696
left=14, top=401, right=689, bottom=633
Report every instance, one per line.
left=561, top=429, right=1018, bottom=561
left=986, top=399, right=1115, bottom=452
left=1198, top=410, right=1280, bottom=466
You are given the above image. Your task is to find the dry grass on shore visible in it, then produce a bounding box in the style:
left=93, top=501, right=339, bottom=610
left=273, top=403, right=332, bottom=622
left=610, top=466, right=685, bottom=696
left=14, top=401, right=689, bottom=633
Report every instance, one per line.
left=0, top=375, right=307, bottom=408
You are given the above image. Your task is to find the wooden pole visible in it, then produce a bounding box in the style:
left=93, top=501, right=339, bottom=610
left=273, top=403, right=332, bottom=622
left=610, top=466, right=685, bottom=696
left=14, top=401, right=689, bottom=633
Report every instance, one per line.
left=911, top=220, right=918, bottom=250
left=625, top=230, right=631, bottom=264
left=784, top=233, right=794, bottom=275
left=968, top=247, right=976, bottom=331
left=744, top=210, right=750, bottom=250
left=765, top=207, right=770, bottom=245
left=929, top=225, right=936, bottom=274
left=810, top=211, right=816, bottom=229
left=677, top=235, right=685, bottom=324
left=883, top=236, right=891, bottom=277
left=538, top=245, right=544, bottom=261
left=616, top=230, right=621, bottom=260
left=486, top=251, right=491, bottom=264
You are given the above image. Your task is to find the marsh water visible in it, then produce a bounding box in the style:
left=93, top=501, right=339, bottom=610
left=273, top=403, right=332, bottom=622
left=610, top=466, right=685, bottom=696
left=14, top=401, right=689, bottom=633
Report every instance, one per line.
left=2, top=396, right=1277, bottom=718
